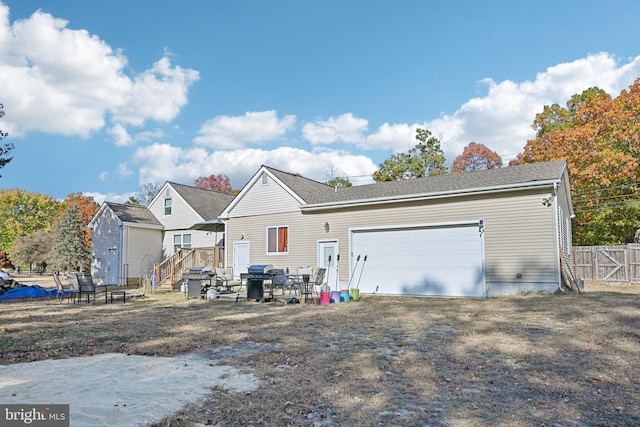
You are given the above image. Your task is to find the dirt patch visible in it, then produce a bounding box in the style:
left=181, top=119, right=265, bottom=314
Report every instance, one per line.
left=1, top=287, right=639, bottom=426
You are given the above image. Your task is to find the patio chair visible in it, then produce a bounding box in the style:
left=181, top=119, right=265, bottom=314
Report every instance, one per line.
left=76, top=273, right=100, bottom=304
left=311, top=268, right=327, bottom=291
left=66, top=273, right=81, bottom=303
left=54, top=272, right=78, bottom=304
left=269, top=268, right=286, bottom=295
left=215, top=268, right=242, bottom=292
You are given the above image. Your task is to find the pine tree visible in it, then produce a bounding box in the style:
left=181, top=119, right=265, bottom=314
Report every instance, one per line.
left=48, top=205, right=90, bottom=272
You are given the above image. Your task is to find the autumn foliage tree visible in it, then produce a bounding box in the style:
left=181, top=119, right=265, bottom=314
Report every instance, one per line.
left=59, top=193, right=99, bottom=247
left=451, top=142, right=502, bottom=173
left=194, top=174, right=235, bottom=194
left=512, top=79, right=640, bottom=245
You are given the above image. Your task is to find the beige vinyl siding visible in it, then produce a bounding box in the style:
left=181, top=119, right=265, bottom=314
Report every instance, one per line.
left=227, top=188, right=559, bottom=291
left=231, top=174, right=301, bottom=218
left=125, top=227, right=163, bottom=280
left=227, top=211, right=311, bottom=270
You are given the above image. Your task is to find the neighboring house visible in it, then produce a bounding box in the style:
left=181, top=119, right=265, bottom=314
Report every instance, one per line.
left=220, top=160, right=574, bottom=297
left=147, top=182, right=234, bottom=258
left=88, top=202, right=163, bottom=286
left=89, top=182, right=235, bottom=286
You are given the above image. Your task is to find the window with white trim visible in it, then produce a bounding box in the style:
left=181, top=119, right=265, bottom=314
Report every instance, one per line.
left=267, top=226, right=288, bottom=254
left=164, top=198, right=172, bottom=216
left=173, top=233, right=192, bottom=252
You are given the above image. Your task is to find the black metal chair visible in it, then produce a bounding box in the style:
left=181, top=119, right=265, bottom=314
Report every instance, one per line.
left=76, top=273, right=99, bottom=304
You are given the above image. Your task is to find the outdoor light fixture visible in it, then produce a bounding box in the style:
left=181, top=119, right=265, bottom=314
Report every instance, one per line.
left=240, top=233, right=245, bottom=240
left=542, top=197, right=552, bottom=207
left=324, top=222, right=330, bottom=233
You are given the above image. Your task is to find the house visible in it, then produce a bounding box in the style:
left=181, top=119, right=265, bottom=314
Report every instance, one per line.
left=89, top=182, right=235, bottom=286
left=219, top=160, right=574, bottom=297
left=146, top=182, right=234, bottom=259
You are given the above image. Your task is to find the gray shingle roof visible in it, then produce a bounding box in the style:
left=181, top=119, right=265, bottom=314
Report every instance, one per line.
left=106, top=202, right=162, bottom=225
left=168, top=182, right=235, bottom=221
left=264, top=167, right=336, bottom=204
left=265, top=160, right=568, bottom=206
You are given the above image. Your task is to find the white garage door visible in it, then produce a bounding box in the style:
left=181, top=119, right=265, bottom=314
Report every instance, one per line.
left=350, top=223, right=485, bottom=297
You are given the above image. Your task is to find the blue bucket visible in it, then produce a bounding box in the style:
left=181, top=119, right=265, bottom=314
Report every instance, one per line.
left=340, top=289, right=350, bottom=302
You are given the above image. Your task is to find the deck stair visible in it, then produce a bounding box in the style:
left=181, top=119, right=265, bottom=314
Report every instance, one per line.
left=154, top=247, right=222, bottom=290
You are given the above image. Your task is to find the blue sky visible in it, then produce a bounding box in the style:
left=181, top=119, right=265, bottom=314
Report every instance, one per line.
left=1, top=0, right=640, bottom=203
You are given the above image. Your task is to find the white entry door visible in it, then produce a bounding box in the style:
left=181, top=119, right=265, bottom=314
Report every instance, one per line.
left=106, top=247, right=119, bottom=285
left=317, top=240, right=339, bottom=289
left=233, top=241, right=250, bottom=280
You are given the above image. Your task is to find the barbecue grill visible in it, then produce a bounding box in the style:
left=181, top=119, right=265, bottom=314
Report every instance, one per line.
left=181, top=266, right=215, bottom=299
left=241, top=264, right=274, bottom=301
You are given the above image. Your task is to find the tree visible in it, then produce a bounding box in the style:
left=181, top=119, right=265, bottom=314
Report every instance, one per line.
left=0, top=251, right=14, bottom=270
left=10, top=230, right=53, bottom=271
left=512, top=79, right=640, bottom=245
left=47, top=205, right=91, bottom=272
left=373, top=128, right=447, bottom=182
left=194, top=174, right=234, bottom=193
left=451, top=142, right=502, bottom=173
left=0, top=103, right=14, bottom=178
left=326, top=176, right=352, bottom=188
left=0, top=189, right=61, bottom=252
left=125, top=196, right=141, bottom=206
left=60, top=193, right=99, bottom=247
left=135, top=182, right=162, bottom=206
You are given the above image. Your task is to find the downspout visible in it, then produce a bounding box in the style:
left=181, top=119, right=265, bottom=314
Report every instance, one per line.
left=552, top=182, right=564, bottom=292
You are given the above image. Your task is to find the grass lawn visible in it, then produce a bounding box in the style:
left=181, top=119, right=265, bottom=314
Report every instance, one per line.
left=1, top=280, right=639, bottom=426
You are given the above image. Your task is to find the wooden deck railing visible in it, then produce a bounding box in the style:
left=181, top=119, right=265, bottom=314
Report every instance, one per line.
left=154, top=247, right=223, bottom=289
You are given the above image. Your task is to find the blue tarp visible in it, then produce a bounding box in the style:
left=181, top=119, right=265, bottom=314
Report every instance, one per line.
left=0, top=286, right=58, bottom=300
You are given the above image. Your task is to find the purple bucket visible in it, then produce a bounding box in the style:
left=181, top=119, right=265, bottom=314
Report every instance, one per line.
left=330, top=291, right=341, bottom=303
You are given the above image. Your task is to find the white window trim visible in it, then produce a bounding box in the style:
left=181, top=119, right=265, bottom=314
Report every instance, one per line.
left=266, top=225, right=288, bottom=255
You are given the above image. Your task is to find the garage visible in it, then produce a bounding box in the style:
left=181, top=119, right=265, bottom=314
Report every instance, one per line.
left=350, top=222, right=485, bottom=297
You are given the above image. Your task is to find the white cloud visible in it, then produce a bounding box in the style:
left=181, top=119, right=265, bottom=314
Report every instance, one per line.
left=110, top=57, right=200, bottom=127
left=361, top=122, right=418, bottom=151
left=0, top=4, right=198, bottom=139
left=133, top=143, right=377, bottom=189
left=98, top=171, right=108, bottom=181
left=302, top=113, right=368, bottom=144
left=108, top=124, right=132, bottom=147
left=84, top=191, right=136, bottom=205
left=107, top=124, right=163, bottom=146
left=193, top=110, right=296, bottom=150
left=424, top=52, right=640, bottom=164
left=118, top=163, right=133, bottom=178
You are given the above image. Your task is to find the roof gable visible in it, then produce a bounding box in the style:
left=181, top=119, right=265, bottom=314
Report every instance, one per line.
left=89, top=202, right=162, bottom=228
left=168, top=182, right=235, bottom=221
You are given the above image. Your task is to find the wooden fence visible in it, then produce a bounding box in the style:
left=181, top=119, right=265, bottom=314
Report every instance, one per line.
left=572, top=244, right=640, bottom=284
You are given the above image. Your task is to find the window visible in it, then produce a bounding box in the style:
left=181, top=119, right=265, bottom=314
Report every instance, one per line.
left=173, top=233, right=192, bottom=252
left=267, top=226, right=288, bottom=254
left=164, top=198, right=172, bottom=215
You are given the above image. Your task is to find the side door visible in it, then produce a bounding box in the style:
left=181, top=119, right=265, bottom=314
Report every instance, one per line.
left=317, top=240, right=339, bottom=289
left=106, top=247, right=119, bottom=285
left=233, top=241, right=251, bottom=280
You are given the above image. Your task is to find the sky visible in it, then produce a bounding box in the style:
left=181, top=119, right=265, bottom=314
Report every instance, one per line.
left=1, top=1, right=640, bottom=204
